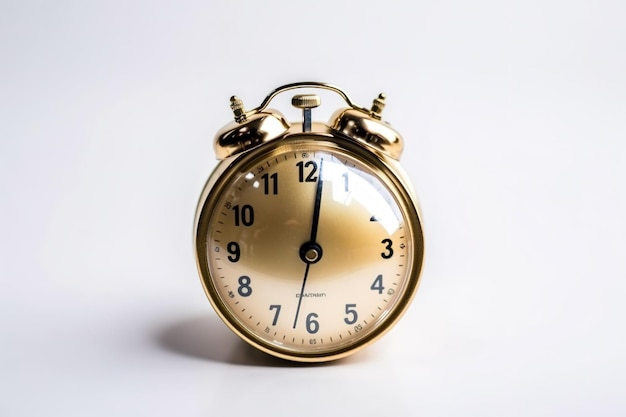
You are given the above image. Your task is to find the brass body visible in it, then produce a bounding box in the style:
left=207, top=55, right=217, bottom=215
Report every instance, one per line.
left=195, top=82, right=424, bottom=362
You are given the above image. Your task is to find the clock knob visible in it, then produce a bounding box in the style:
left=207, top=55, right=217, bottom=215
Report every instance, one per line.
left=370, top=93, right=386, bottom=119
left=229, top=96, right=247, bottom=123
left=291, top=94, right=321, bottom=109
left=292, top=94, right=321, bottom=132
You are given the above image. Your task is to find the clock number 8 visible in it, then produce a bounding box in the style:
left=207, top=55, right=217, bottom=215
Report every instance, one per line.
left=237, top=276, right=252, bottom=297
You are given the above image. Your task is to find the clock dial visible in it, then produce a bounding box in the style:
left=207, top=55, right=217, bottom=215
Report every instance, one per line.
left=198, top=138, right=420, bottom=360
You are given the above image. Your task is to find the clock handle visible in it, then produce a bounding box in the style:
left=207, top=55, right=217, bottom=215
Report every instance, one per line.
left=249, top=82, right=371, bottom=116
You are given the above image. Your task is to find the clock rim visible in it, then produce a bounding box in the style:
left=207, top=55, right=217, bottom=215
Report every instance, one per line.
left=194, top=134, right=425, bottom=362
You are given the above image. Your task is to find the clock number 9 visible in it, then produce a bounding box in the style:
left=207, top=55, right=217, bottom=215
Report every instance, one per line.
left=227, top=242, right=240, bottom=262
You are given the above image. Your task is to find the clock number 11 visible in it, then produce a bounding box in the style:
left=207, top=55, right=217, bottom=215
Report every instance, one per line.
left=261, top=173, right=278, bottom=195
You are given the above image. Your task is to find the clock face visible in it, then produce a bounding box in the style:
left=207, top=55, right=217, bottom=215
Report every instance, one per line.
left=196, top=138, right=422, bottom=361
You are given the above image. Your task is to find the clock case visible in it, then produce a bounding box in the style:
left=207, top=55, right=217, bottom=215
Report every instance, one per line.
left=194, top=82, right=424, bottom=361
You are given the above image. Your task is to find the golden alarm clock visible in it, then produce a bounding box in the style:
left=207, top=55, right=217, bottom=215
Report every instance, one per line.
left=194, top=82, right=424, bottom=362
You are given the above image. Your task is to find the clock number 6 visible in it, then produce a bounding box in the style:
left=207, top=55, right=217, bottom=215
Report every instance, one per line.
left=306, top=313, right=319, bottom=334
left=381, top=238, right=394, bottom=259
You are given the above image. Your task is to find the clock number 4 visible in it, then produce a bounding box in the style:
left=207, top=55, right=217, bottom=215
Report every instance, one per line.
left=371, top=274, right=385, bottom=294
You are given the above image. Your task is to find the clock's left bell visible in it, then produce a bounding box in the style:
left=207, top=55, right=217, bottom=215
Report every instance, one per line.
left=213, top=96, right=290, bottom=159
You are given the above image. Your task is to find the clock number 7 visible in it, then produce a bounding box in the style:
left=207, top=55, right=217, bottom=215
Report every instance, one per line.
left=269, top=304, right=281, bottom=326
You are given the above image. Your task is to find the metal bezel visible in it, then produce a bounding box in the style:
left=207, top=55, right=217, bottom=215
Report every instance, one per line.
left=194, top=132, right=424, bottom=362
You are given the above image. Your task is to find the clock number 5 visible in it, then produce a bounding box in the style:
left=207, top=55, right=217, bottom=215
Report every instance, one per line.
left=344, top=304, right=358, bottom=325
left=381, top=238, right=394, bottom=259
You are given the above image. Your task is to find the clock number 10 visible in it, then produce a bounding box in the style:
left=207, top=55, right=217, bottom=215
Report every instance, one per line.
left=232, top=204, right=254, bottom=226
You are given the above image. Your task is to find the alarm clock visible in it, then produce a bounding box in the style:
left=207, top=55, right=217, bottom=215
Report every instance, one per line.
left=194, top=82, right=424, bottom=362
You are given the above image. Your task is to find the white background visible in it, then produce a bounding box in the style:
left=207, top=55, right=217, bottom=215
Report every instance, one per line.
left=1, top=0, right=625, bottom=415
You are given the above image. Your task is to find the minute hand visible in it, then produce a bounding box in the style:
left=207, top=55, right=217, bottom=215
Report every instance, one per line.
left=309, top=158, right=324, bottom=244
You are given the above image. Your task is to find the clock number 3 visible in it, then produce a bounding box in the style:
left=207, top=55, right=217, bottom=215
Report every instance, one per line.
left=381, top=238, right=394, bottom=259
